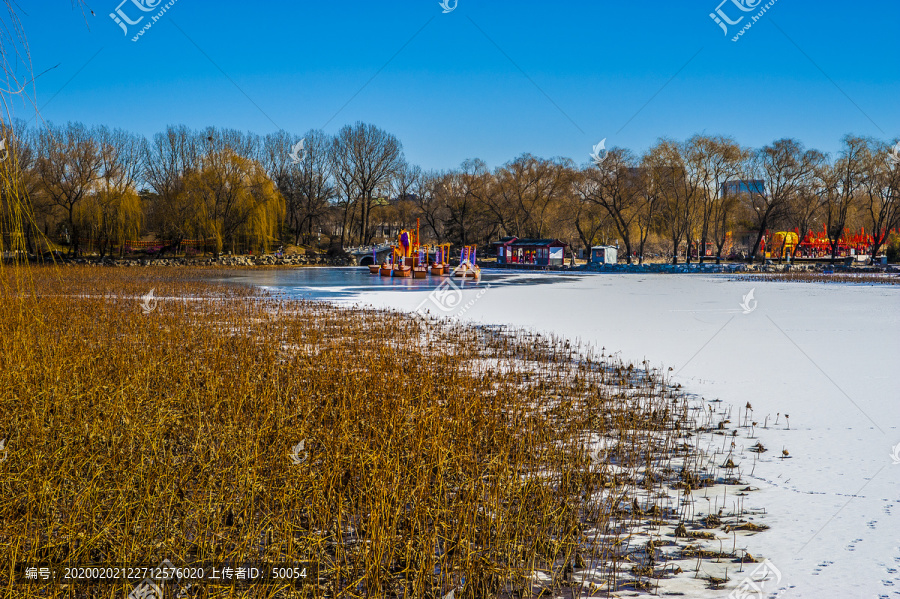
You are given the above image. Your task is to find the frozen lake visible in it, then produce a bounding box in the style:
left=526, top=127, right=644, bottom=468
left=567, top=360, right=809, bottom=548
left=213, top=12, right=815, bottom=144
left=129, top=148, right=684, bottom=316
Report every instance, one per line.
left=225, top=267, right=900, bottom=598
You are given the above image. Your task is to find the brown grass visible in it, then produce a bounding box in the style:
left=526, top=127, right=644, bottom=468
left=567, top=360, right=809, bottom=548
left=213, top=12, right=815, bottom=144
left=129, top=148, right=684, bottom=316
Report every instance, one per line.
left=0, top=267, right=764, bottom=598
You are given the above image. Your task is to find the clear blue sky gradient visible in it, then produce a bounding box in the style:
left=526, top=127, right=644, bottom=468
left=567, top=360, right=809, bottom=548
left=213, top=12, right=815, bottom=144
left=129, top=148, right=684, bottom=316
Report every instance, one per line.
left=10, top=1, right=900, bottom=171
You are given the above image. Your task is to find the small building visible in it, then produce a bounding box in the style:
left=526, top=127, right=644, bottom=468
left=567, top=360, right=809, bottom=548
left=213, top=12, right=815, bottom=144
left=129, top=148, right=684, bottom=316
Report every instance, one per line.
left=492, top=236, right=518, bottom=263
left=590, top=245, right=617, bottom=265
left=721, top=179, right=766, bottom=198
left=494, top=237, right=569, bottom=266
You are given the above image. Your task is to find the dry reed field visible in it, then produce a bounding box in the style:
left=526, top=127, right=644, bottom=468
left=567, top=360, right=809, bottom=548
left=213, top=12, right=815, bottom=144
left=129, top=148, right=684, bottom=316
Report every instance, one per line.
left=0, top=268, right=771, bottom=598
left=737, top=270, right=900, bottom=285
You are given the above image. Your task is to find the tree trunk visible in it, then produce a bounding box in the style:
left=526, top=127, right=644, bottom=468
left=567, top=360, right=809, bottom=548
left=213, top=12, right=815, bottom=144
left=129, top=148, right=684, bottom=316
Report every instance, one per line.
left=339, top=206, right=350, bottom=248
left=749, top=226, right=766, bottom=263
left=868, top=239, right=884, bottom=265
left=25, top=227, right=34, bottom=256
left=360, top=196, right=370, bottom=245
left=71, top=225, right=80, bottom=257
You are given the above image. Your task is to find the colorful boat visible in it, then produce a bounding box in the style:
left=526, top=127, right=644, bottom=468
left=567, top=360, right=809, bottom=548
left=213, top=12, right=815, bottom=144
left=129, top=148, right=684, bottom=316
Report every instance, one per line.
left=381, top=222, right=454, bottom=279
left=368, top=264, right=381, bottom=274
left=454, top=264, right=479, bottom=278
left=454, top=245, right=480, bottom=278
left=432, top=244, right=450, bottom=276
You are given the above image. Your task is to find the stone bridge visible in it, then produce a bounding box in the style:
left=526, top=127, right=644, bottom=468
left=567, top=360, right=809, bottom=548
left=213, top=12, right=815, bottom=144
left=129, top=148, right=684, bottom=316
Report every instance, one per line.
left=346, top=244, right=394, bottom=266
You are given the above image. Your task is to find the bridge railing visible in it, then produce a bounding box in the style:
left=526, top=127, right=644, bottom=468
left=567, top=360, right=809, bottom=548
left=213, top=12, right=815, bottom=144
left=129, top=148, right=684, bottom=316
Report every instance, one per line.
left=347, top=244, right=394, bottom=254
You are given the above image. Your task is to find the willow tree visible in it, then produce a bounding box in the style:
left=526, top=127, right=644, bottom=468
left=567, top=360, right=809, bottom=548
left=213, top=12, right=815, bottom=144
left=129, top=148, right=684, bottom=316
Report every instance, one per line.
left=81, top=126, right=145, bottom=257
left=0, top=120, right=42, bottom=258
left=143, top=125, right=200, bottom=248
left=185, top=148, right=284, bottom=256
left=1, top=2, right=91, bottom=265
left=76, top=189, right=143, bottom=258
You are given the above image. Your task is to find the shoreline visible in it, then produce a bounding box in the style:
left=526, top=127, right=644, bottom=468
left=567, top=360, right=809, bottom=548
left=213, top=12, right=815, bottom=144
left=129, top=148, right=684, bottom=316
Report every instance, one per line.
left=5, top=257, right=899, bottom=286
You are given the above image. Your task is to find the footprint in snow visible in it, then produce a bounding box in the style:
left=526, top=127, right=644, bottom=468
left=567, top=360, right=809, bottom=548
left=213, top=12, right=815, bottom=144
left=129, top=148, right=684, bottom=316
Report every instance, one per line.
left=813, top=560, right=834, bottom=574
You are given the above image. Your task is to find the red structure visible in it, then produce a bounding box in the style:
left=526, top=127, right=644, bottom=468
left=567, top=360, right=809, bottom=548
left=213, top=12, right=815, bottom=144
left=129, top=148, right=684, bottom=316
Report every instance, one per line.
left=493, top=237, right=569, bottom=266
left=796, top=225, right=872, bottom=258
left=756, top=225, right=898, bottom=259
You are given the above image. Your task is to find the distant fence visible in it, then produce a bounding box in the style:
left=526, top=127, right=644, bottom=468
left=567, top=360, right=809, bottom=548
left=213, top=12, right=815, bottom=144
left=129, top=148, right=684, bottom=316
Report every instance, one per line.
left=122, top=239, right=209, bottom=253
left=57, top=238, right=237, bottom=255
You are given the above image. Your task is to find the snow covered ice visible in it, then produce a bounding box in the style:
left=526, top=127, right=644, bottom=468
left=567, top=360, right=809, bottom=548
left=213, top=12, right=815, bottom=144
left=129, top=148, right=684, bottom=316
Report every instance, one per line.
left=251, top=268, right=900, bottom=597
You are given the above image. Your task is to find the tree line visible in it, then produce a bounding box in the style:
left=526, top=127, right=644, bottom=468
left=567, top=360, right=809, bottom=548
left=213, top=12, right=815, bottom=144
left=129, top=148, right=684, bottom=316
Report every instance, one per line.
left=1, top=119, right=898, bottom=264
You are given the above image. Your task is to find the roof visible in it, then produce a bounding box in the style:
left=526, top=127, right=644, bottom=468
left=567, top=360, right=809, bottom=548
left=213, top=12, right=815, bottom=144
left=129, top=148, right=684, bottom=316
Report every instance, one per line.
left=509, top=238, right=568, bottom=247
left=492, top=236, right=518, bottom=244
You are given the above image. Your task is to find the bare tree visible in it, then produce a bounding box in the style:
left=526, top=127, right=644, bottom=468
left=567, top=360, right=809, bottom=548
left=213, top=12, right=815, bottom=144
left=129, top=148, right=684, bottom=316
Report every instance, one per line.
left=687, top=135, right=745, bottom=263
left=495, top=154, right=574, bottom=239
left=34, top=122, right=102, bottom=256
left=410, top=169, right=449, bottom=243
left=820, top=135, right=865, bottom=264
left=440, top=159, right=491, bottom=246
left=570, top=170, right=613, bottom=252
left=330, top=122, right=404, bottom=245
left=859, top=139, right=900, bottom=264
left=265, top=129, right=334, bottom=245
left=391, top=161, right=420, bottom=204
left=329, top=135, right=359, bottom=248
left=746, top=139, right=818, bottom=263
left=646, top=139, right=699, bottom=264
left=784, top=149, right=827, bottom=260
left=580, top=148, right=644, bottom=263
left=633, top=159, right=660, bottom=265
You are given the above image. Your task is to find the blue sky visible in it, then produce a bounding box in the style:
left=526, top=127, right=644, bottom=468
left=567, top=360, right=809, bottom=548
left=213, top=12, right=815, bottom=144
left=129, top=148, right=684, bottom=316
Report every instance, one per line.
left=9, top=1, right=899, bottom=171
